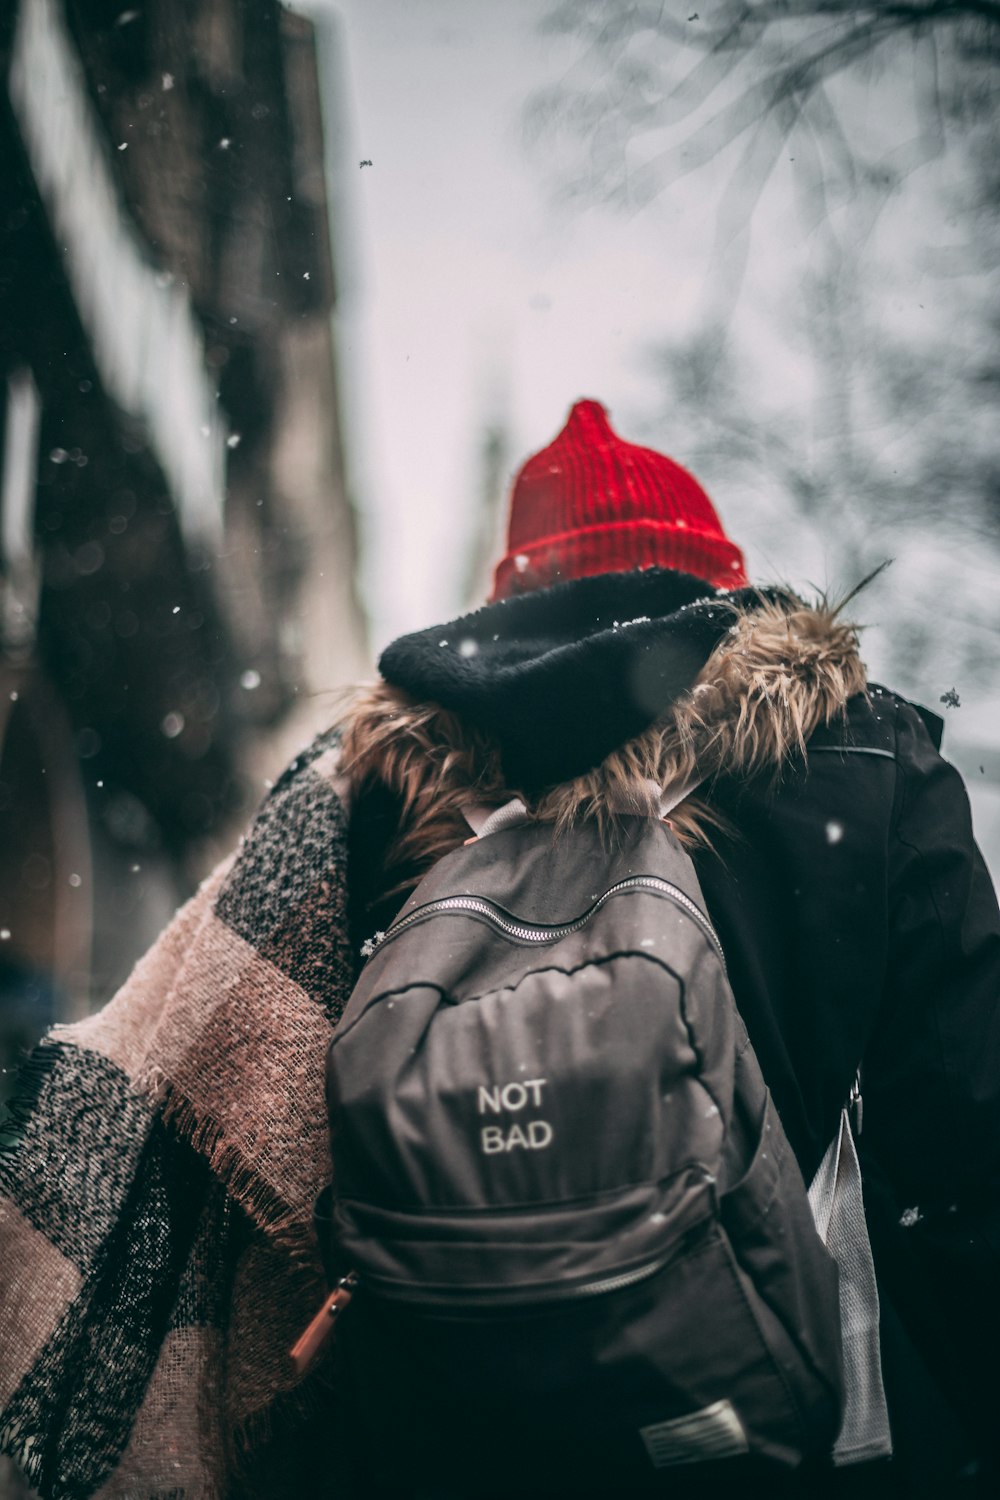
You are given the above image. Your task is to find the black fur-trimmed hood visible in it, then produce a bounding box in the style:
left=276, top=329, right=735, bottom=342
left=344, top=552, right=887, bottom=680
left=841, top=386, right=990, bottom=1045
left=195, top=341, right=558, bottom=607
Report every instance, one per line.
left=378, top=570, right=772, bottom=795
left=341, top=567, right=869, bottom=882
left=345, top=567, right=868, bottom=904
left=377, top=569, right=858, bottom=798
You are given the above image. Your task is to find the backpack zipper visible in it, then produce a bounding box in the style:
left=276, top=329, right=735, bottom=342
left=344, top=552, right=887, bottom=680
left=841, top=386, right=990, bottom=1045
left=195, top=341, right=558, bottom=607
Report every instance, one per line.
left=366, top=876, right=726, bottom=971
left=290, top=1252, right=672, bottom=1343
left=541, top=1254, right=668, bottom=1299
left=362, top=1252, right=671, bottom=1311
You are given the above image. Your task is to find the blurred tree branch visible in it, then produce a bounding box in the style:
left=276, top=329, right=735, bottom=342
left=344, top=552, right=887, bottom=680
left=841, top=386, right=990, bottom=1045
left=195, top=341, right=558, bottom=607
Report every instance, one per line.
left=525, top=1, right=1000, bottom=689
left=528, top=0, right=999, bottom=212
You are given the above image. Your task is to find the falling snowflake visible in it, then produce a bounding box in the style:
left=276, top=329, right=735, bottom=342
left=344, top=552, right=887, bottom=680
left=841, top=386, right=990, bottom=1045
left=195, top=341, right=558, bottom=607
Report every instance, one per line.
left=940, top=687, right=961, bottom=709
left=825, top=821, right=844, bottom=845
left=899, top=1206, right=923, bottom=1229
left=458, top=638, right=478, bottom=658
left=162, top=72, right=174, bottom=90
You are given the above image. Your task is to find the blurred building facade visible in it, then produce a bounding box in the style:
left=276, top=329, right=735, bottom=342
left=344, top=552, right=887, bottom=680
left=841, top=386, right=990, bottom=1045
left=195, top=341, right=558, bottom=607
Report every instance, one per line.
left=0, top=0, right=367, bottom=1101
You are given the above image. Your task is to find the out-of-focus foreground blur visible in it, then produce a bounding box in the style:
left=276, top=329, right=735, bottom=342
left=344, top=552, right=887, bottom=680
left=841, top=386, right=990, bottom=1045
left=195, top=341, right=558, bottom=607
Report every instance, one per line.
left=0, top=0, right=367, bottom=1139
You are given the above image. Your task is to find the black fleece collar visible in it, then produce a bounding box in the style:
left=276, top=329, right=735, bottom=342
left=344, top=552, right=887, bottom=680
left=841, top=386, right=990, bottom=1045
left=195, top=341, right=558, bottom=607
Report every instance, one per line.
left=379, top=569, right=774, bottom=796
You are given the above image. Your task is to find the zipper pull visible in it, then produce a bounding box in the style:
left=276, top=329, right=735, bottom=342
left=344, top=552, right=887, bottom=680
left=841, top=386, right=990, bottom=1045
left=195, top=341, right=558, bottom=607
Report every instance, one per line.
left=289, top=1270, right=359, bottom=1377
left=849, top=1068, right=863, bottom=1137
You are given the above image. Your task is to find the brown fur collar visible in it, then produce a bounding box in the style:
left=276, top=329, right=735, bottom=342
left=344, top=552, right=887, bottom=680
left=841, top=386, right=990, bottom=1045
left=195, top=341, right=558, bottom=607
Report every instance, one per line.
left=342, top=594, right=867, bottom=883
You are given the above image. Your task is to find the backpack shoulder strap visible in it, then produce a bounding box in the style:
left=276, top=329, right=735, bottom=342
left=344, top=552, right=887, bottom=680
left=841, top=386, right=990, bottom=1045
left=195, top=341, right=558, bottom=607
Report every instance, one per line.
left=462, top=779, right=703, bottom=842
left=460, top=798, right=529, bottom=839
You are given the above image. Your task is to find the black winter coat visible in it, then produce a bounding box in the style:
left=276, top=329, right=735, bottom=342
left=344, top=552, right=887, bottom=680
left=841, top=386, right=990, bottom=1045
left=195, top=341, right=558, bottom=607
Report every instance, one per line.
left=692, top=689, right=1000, bottom=1496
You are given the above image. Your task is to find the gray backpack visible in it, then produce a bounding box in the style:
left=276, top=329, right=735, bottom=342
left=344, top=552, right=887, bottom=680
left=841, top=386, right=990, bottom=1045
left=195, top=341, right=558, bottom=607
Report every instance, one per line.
left=321, top=812, right=844, bottom=1493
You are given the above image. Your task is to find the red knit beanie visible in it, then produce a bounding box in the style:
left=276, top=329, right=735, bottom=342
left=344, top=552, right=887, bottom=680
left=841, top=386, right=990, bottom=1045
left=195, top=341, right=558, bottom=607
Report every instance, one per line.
left=490, top=399, right=747, bottom=600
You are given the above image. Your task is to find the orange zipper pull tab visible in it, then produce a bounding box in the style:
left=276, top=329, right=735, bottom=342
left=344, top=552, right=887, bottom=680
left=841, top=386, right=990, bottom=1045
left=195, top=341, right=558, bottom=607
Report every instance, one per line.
left=289, top=1271, right=359, bottom=1378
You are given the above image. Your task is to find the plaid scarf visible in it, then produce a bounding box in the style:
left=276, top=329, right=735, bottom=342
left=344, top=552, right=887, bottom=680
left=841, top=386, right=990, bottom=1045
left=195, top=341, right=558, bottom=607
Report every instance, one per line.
left=0, top=730, right=353, bottom=1498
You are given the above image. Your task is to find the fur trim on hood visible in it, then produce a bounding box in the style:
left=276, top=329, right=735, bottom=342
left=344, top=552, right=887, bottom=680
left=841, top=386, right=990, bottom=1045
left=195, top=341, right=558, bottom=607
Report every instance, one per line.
left=342, top=578, right=868, bottom=889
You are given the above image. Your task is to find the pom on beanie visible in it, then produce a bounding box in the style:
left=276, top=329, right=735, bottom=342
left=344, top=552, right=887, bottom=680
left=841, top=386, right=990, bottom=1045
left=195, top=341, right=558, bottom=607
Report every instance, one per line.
left=490, top=399, right=748, bottom=600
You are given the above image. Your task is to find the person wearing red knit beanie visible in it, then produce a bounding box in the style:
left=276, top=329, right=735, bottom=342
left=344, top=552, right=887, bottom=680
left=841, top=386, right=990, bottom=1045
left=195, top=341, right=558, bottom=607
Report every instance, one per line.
left=3, top=399, right=995, bottom=1500
left=339, top=398, right=999, bottom=1499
